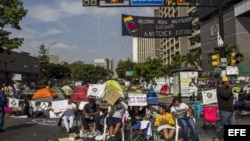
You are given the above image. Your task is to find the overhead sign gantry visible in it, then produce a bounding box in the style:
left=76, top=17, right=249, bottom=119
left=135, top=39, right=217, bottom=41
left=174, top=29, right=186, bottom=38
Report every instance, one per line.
left=82, top=0, right=195, bottom=7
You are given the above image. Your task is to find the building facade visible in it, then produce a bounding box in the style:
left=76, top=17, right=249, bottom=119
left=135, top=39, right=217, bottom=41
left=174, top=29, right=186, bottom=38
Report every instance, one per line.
left=132, top=10, right=161, bottom=63
left=199, top=0, right=250, bottom=71
left=158, top=2, right=193, bottom=65
left=94, top=58, right=114, bottom=71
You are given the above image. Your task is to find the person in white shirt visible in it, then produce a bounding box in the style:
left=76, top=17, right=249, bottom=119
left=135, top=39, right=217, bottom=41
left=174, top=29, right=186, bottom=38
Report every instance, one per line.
left=62, top=97, right=77, bottom=135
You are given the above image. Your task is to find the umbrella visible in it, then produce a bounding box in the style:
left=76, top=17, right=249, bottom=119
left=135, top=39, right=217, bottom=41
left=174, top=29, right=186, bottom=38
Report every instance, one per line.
left=51, top=86, right=66, bottom=100
left=61, top=85, right=73, bottom=96
left=71, top=86, right=88, bottom=101
left=32, top=87, right=57, bottom=101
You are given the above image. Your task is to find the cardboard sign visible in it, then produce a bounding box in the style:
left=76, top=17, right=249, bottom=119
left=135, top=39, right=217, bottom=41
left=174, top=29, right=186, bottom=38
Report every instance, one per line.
left=128, top=94, right=147, bottom=106
left=104, top=89, right=121, bottom=106
left=52, top=100, right=68, bottom=112
left=202, top=89, right=217, bottom=105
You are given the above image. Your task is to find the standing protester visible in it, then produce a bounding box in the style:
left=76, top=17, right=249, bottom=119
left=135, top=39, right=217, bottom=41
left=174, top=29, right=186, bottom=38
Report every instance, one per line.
left=189, top=78, right=197, bottom=101
left=213, top=76, right=235, bottom=141
left=0, top=82, right=7, bottom=132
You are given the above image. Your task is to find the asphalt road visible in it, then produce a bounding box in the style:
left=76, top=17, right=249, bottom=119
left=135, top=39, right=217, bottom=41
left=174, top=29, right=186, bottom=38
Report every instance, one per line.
left=1, top=114, right=250, bottom=141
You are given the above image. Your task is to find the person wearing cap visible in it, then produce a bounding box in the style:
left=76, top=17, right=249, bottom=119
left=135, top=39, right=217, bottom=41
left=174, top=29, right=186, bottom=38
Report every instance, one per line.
left=82, top=95, right=101, bottom=136
left=213, top=76, right=235, bottom=141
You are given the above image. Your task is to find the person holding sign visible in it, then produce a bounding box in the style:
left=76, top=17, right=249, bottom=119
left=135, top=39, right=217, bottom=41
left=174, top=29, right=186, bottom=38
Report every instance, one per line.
left=154, top=105, right=175, bottom=141
left=62, top=97, right=77, bottom=135
left=170, top=97, right=199, bottom=141
left=82, top=95, right=101, bottom=136
left=213, top=76, right=235, bottom=141
left=106, top=99, right=125, bottom=141
left=128, top=106, right=150, bottom=140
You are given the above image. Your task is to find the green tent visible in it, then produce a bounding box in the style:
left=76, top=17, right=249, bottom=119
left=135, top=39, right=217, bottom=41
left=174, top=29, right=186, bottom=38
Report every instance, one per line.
left=51, top=86, right=66, bottom=100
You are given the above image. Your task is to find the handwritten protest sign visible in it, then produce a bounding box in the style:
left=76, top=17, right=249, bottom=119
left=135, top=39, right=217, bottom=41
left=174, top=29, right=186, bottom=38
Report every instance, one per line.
left=128, top=94, right=147, bottom=106
left=52, top=100, right=68, bottom=112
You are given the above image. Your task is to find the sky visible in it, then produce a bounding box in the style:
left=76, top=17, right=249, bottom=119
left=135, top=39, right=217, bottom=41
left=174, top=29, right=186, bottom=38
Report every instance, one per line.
left=12, top=0, right=156, bottom=67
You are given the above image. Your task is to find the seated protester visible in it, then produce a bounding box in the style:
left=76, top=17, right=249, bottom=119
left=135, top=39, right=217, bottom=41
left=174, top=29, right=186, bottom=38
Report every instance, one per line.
left=170, top=97, right=199, bottom=141
left=154, top=105, right=175, bottom=140
left=129, top=106, right=151, bottom=141
left=62, top=97, right=77, bottom=135
left=106, top=99, right=125, bottom=141
left=128, top=106, right=146, bottom=125
left=82, top=95, right=101, bottom=136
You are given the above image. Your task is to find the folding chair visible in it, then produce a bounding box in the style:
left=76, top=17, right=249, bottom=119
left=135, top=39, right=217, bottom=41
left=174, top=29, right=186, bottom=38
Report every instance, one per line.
left=175, top=118, right=195, bottom=141
left=202, top=105, right=219, bottom=131
left=128, top=120, right=152, bottom=141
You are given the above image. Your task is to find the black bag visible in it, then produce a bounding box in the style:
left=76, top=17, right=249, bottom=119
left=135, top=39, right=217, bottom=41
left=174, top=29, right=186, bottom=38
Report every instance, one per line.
left=57, top=114, right=64, bottom=126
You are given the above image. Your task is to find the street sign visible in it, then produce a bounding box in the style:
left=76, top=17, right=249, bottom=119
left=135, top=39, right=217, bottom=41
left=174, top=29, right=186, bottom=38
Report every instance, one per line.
left=125, top=71, right=133, bottom=76
left=131, top=0, right=164, bottom=6
left=220, top=58, right=227, bottom=67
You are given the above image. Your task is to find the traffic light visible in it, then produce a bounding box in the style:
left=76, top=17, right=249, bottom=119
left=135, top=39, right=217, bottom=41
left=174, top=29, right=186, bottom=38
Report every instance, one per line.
left=231, top=52, right=240, bottom=66
left=105, top=0, right=124, bottom=3
left=211, top=54, right=220, bottom=67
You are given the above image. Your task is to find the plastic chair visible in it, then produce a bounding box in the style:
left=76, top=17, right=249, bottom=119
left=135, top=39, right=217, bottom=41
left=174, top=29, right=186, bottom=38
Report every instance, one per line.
left=202, top=106, right=219, bottom=131
left=193, top=101, right=203, bottom=119
left=102, top=116, right=125, bottom=141
left=175, top=118, right=195, bottom=141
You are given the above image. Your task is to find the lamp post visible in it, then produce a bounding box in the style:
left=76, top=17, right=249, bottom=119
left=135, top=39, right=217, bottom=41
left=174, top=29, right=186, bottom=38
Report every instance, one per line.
left=24, top=65, right=38, bottom=86
left=47, top=41, right=59, bottom=63
left=4, top=60, right=14, bottom=84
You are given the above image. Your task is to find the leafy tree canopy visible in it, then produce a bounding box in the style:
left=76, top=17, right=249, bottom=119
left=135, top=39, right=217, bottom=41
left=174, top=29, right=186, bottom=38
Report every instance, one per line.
left=0, top=0, right=27, bottom=52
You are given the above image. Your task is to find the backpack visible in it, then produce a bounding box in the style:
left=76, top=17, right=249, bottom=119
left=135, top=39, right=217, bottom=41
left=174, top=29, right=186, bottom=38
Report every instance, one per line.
left=0, top=90, right=7, bottom=107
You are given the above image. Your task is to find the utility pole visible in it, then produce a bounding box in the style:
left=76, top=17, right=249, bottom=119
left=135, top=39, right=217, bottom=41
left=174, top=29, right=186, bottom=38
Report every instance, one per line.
left=218, top=0, right=226, bottom=70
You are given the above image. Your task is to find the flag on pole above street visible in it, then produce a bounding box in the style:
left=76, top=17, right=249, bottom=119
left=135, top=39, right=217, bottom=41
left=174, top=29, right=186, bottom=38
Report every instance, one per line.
left=217, top=31, right=224, bottom=47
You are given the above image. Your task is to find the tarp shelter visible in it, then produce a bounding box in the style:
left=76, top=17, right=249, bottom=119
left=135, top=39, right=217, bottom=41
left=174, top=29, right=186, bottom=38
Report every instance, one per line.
left=238, top=64, right=250, bottom=76
left=61, top=85, right=73, bottom=96
left=71, top=86, right=88, bottom=101
left=51, top=86, right=66, bottom=100
left=32, top=87, right=57, bottom=102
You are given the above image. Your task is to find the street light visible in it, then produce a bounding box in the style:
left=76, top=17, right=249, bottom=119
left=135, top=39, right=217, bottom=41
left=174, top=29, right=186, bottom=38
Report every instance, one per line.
left=4, top=60, right=14, bottom=84
left=24, top=65, right=38, bottom=86
left=47, top=41, right=59, bottom=62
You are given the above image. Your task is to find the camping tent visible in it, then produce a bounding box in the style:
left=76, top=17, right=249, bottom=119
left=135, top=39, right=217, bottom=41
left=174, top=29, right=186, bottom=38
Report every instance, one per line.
left=71, top=86, right=88, bottom=101
left=61, top=85, right=73, bottom=96
left=104, top=80, right=124, bottom=92
left=32, top=87, right=57, bottom=101
left=51, top=86, right=66, bottom=100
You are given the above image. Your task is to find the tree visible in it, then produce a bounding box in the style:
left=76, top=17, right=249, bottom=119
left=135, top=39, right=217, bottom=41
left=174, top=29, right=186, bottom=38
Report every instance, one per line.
left=71, top=64, right=113, bottom=83
left=115, top=59, right=135, bottom=79
left=38, top=43, right=49, bottom=85
left=171, top=54, right=182, bottom=69
left=182, top=50, right=201, bottom=69
left=48, top=64, right=71, bottom=79
left=0, top=0, right=27, bottom=52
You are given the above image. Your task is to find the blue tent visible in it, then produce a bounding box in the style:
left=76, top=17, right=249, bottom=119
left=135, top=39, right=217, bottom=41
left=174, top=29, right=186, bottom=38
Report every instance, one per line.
left=147, top=91, right=159, bottom=105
